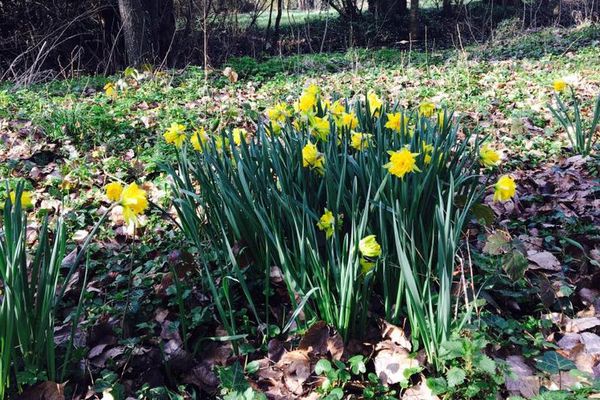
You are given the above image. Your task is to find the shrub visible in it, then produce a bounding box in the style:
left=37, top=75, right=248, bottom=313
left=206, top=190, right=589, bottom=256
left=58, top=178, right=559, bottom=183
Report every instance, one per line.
left=164, top=86, right=512, bottom=367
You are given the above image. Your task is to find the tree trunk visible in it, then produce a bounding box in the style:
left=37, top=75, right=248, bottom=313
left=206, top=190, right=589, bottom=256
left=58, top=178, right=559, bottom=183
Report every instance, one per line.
left=410, top=0, right=419, bottom=40
left=117, top=0, right=175, bottom=67
left=100, top=0, right=123, bottom=72
left=442, top=0, right=451, bottom=16
left=273, top=0, right=284, bottom=47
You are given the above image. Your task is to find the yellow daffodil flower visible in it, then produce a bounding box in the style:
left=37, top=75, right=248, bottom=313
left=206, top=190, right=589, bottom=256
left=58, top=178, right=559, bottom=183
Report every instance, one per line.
left=266, top=102, right=291, bottom=122
left=302, top=141, right=325, bottom=174
left=384, top=147, right=421, bottom=179
left=553, top=79, right=567, bottom=92
left=106, top=182, right=148, bottom=226
left=422, top=141, right=434, bottom=165
left=105, top=182, right=123, bottom=202
left=164, top=123, right=187, bottom=148
left=385, top=112, right=408, bottom=133
left=296, top=91, right=317, bottom=114
left=340, top=112, right=358, bottom=130
left=493, top=175, right=516, bottom=202
left=367, top=91, right=383, bottom=117
left=480, top=144, right=501, bottom=168
left=437, top=110, right=446, bottom=130
left=9, top=191, right=33, bottom=208
left=419, top=101, right=436, bottom=117
left=329, top=100, right=345, bottom=119
left=190, top=128, right=209, bottom=151
left=350, top=132, right=372, bottom=150
left=359, top=235, right=381, bottom=258
left=317, top=209, right=336, bottom=238
left=104, top=83, right=116, bottom=98
left=310, top=116, right=330, bottom=141
left=232, top=128, right=246, bottom=146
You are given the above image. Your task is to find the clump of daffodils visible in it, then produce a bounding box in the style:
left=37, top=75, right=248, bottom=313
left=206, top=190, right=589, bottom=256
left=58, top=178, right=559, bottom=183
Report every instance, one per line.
left=105, top=182, right=149, bottom=226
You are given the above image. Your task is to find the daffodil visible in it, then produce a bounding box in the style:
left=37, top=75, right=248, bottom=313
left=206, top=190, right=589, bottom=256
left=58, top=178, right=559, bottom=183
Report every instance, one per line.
left=480, top=144, right=501, bottom=168
left=9, top=191, right=33, bottom=208
left=302, top=141, right=325, bottom=174
left=437, top=110, right=446, bottom=131
left=317, top=209, right=338, bottom=238
left=340, top=112, right=358, bottom=130
left=164, top=123, right=187, bottom=148
left=105, top=182, right=123, bottom=202
left=359, top=235, right=381, bottom=257
left=350, top=132, right=372, bottom=150
left=359, top=235, right=381, bottom=273
left=367, top=92, right=383, bottom=117
left=385, top=112, right=408, bottom=133
left=310, top=116, right=330, bottom=141
left=384, top=147, right=421, bottom=179
left=104, top=83, right=116, bottom=98
left=190, top=128, right=209, bottom=151
left=296, top=91, right=317, bottom=114
left=232, top=128, right=246, bottom=145
left=360, top=258, right=376, bottom=274
left=493, top=175, right=516, bottom=202
left=553, top=79, right=567, bottom=92
left=329, top=100, right=345, bottom=119
left=419, top=102, right=436, bottom=117
left=266, top=102, right=291, bottom=122
left=422, top=141, right=434, bottom=165
left=305, top=84, right=321, bottom=97
left=106, top=182, right=148, bottom=226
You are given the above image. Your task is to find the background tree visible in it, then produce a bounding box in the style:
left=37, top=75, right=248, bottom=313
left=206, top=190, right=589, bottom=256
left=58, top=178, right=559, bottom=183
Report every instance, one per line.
left=368, top=0, right=407, bottom=21
left=410, top=0, right=419, bottom=40
left=117, top=0, right=176, bottom=66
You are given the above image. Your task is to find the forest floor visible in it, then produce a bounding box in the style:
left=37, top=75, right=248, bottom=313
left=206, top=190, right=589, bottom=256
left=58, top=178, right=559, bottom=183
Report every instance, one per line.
left=1, top=23, right=600, bottom=400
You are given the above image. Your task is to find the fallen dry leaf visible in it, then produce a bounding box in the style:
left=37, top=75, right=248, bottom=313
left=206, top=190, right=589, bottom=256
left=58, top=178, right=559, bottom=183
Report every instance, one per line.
left=373, top=340, right=419, bottom=385
left=505, top=355, right=540, bottom=398
left=16, top=381, right=65, bottom=400
left=565, top=317, right=600, bottom=333
left=527, top=250, right=561, bottom=271
left=277, top=350, right=311, bottom=396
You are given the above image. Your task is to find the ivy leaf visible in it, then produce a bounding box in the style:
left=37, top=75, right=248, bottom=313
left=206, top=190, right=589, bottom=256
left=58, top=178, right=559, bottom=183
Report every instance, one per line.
left=535, top=351, right=576, bottom=374
left=315, top=359, right=332, bottom=375
left=446, top=367, right=466, bottom=388
left=483, top=230, right=511, bottom=255
left=502, top=251, right=528, bottom=280
left=218, top=362, right=248, bottom=392
left=471, top=203, right=495, bottom=226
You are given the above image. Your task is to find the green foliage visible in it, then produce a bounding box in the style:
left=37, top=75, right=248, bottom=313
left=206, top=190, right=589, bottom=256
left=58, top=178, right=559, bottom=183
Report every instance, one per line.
left=426, top=333, right=505, bottom=399
left=217, top=362, right=266, bottom=400
left=314, top=355, right=396, bottom=400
